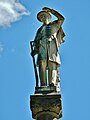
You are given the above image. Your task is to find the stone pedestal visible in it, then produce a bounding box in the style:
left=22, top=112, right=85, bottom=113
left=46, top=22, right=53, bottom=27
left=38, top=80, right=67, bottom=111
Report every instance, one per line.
left=30, top=94, right=62, bottom=120
left=35, top=86, right=56, bottom=94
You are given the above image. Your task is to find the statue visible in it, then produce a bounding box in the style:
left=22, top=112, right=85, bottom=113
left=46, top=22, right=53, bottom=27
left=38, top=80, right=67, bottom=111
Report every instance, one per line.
left=30, top=7, right=65, bottom=93
left=30, top=7, right=65, bottom=119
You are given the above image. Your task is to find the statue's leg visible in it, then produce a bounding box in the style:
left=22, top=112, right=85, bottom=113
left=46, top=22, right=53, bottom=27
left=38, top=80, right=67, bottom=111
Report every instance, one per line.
left=56, top=68, right=60, bottom=92
left=48, top=62, right=57, bottom=86
left=39, top=60, right=47, bottom=86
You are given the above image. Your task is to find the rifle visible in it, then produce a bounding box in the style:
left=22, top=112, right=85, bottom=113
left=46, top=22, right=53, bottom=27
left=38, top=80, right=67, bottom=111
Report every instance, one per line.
left=30, top=41, right=38, bottom=87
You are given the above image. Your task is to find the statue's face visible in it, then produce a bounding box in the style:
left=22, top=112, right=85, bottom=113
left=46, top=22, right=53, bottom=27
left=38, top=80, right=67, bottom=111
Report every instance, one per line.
left=40, top=14, right=50, bottom=24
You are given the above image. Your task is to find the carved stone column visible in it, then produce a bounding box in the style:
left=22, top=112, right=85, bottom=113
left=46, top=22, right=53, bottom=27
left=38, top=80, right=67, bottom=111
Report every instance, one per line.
left=30, top=94, right=62, bottom=120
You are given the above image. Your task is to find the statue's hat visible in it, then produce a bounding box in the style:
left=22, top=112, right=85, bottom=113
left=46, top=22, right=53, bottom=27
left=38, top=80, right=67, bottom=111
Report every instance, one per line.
left=37, top=11, right=52, bottom=22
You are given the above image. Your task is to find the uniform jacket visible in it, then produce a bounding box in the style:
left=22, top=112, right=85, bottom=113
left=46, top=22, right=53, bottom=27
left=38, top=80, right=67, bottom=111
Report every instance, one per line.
left=34, top=20, right=65, bottom=65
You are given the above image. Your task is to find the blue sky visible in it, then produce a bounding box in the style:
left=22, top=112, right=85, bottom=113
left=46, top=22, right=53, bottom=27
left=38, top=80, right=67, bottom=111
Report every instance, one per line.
left=0, top=0, right=90, bottom=120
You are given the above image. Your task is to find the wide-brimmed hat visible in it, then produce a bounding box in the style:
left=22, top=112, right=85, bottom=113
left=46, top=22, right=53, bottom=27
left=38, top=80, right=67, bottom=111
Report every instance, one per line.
left=37, top=11, right=52, bottom=22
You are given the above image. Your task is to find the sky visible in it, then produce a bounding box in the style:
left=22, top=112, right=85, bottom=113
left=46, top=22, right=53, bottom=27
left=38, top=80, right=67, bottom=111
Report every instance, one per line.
left=0, top=0, right=90, bottom=120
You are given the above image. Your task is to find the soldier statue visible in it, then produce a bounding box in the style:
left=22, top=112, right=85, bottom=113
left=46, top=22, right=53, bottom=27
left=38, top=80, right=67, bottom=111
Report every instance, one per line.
left=31, top=7, right=65, bottom=92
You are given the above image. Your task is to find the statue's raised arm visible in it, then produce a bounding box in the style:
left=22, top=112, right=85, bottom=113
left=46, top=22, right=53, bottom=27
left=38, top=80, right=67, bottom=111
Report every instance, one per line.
left=42, top=7, right=64, bottom=25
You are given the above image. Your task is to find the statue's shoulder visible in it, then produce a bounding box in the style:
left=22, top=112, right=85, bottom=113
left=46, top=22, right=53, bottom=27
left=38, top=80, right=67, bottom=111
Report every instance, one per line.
left=50, top=20, right=59, bottom=25
left=35, top=25, right=44, bottom=37
left=37, top=25, right=43, bottom=32
left=48, top=21, right=60, bottom=31
left=49, top=20, right=60, bottom=28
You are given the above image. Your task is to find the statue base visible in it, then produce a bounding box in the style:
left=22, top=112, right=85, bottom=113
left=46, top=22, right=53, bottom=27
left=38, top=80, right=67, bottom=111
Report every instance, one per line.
left=35, top=86, right=56, bottom=94
left=30, top=94, right=62, bottom=120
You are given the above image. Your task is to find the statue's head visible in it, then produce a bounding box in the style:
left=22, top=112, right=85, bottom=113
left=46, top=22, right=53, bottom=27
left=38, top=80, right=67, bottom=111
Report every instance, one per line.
left=37, top=11, right=52, bottom=24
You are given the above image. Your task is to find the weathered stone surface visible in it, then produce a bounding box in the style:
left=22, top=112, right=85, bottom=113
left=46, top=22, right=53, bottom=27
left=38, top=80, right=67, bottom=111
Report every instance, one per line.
left=30, top=94, right=62, bottom=120
left=35, top=86, right=56, bottom=94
